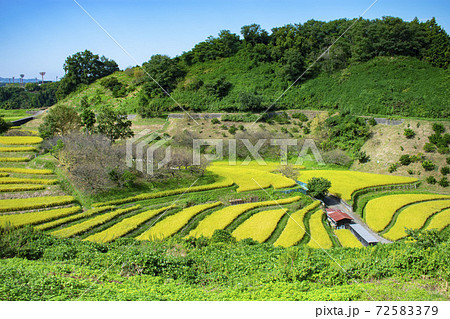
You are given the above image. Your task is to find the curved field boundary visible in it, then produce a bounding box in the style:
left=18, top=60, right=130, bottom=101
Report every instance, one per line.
left=0, top=157, right=30, bottom=162
left=93, top=177, right=233, bottom=207
left=297, top=170, right=417, bottom=201
left=0, top=195, right=75, bottom=213
left=232, top=209, right=286, bottom=243
left=364, top=194, right=450, bottom=232
left=35, top=206, right=115, bottom=231
left=0, top=184, right=46, bottom=192
left=274, top=201, right=321, bottom=247
left=0, top=168, right=53, bottom=175
left=137, top=202, right=221, bottom=241
left=425, top=208, right=450, bottom=231
left=0, top=147, right=37, bottom=152
left=207, top=166, right=296, bottom=192
left=188, top=196, right=301, bottom=238
left=383, top=200, right=450, bottom=240
left=307, top=210, right=333, bottom=249
left=0, top=177, right=58, bottom=185
left=334, top=229, right=363, bottom=248
left=85, top=205, right=175, bottom=243
left=51, top=205, right=141, bottom=238
left=0, top=136, right=43, bottom=145
left=0, top=206, right=81, bottom=227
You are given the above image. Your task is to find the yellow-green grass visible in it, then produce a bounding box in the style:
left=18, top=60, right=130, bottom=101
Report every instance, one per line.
left=232, top=209, right=286, bottom=243
left=93, top=176, right=233, bottom=207
left=297, top=170, right=417, bottom=201
left=0, top=177, right=58, bottom=185
left=274, top=201, right=321, bottom=247
left=87, top=205, right=176, bottom=243
left=0, top=167, right=53, bottom=175
left=0, top=173, right=8, bottom=177
left=0, top=184, right=46, bottom=192
left=0, top=157, right=30, bottom=162
left=0, top=146, right=37, bottom=152
left=383, top=200, right=450, bottom=241
left=365, top=194, right=450, bottom=232
left=335, top=229, right=363, bottom=248
left=189, top=196, right=301, bottom=238
left=0, top=206, right=81, bottom=227
left=0, top=136, right=43, bottom=145
left=35, top=206, right=115, bottom=231
left=207, top=165, right=296, bottom=192
left=425, top=208, right=450, bottom=231
left=307, top=210, right=333, bottom=249
left=0, top=195, right=75, bottom=213
left=137, top=202, right=221, bottom=241
left=51, top=205, right=141, bottom=238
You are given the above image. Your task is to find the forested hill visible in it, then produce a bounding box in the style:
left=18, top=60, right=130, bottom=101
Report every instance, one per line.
left=3, top=17, right=450, bottom=119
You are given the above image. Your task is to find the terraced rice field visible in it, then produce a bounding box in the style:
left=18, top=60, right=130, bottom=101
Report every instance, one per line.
left=335, top=229, right=363, bottom=248
left=425, top=208, right=450, bottom=231
left=232, top=209, right=286, bottom=243
left=297, top=170, right=417, bottom=201
left=383, top=199, right=450, bottom=240
left=307, top=210, right=333, bottom=249
left=364, top=194, right=450, bottom=232
left=0, top=206, right=81, bottom=227
left=0, top=136, right=43, bottom=145
left=0, top=195, right=75, bottom=212
left=274, top=201, right=320, bottom=247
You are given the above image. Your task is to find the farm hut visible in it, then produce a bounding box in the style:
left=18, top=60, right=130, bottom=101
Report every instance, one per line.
left=347, top=224, right=379, bottom=246
left=326, top=209, right=353, bottom=229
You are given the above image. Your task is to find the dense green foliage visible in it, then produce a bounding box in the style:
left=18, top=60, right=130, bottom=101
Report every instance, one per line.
left=0, top=82, right=59, bottom=109
left=0, top=226, right=448, bottom=300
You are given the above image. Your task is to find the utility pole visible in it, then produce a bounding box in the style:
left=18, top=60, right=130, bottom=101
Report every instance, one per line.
left=39, top=72, right=46, bottom=84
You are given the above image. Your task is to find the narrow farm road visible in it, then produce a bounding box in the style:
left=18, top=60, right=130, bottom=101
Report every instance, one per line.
left=323, top=195, right=392, bottom=244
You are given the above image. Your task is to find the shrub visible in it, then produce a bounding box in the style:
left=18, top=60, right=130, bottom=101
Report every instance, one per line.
left=399, top=154, right=411, bottom=166
left=228, top=125, right=237, bottom=135
left=432, top=123, right=445, bottom=134
left=438, top=146, right=449, bottom=154
left=211, top=229, right=236, bottom=244
left=426, top=176, right=437, bottom=184
left=403, top=128, right=416, bottom=139
left=423, top=143, right=436, bottom=152
left=357, top=151, right=370, bottom=163
left=388, top=163, right=398, bottom=173
left=441, top=166, right=450, bottom=176
left=368, top=117, right=377, bottom=126
left=422, top=160, right=435, bottom=171
left=322, top=149, right=352, bottom=167
left=439, top=177, right=449, bottom=187
left=307, top=177, right=331, bottom=199
left=211, top=118, right=220, bottom=124
left=291, top=112, right=308, bottom=122
left=447, top=156, right=450, bottom=165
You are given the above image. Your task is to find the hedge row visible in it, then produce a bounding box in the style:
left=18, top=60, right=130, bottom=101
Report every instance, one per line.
left=0, top=206, right=81, bottom=227
left=0, top=168, right=53, bottom=175
left=51, top=205, right=141, bottom=238
left=0, top=184, right=46, bottom=192
left=94, top=177, right=234, bottom=207
left=35, top=206, right=116, bottom=231
left=0, top=195, right=75, bottom=213
left=0, top=177, right=58, bottom=185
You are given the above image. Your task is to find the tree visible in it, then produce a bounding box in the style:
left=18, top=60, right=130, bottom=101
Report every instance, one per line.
left=241, top=24, right=270, bottom=46
left=142, top=54, right=184, bottom=97
left=56, top=50, right=118, bottom=99
left=280, top=48, right=306, bottom=82
left=96, top=106, right=133, bottom=143
left=204, top=76, right=232, bottom=98
left=38, top=105, right=81, bottom=138
left=307, top=177, right=331, bottom=199
left=238, top=91, right=263, bottom=112
left=80, top=109, right=96, bottom=134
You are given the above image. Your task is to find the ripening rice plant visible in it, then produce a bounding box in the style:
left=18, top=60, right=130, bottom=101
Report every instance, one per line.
left=35, top=206, right=115, bottom=231
left=274, top=201, right=321, bottom=247
left=0, top=173, right=8, bottom=177
left=364, top=194, right=450, bottom=232
left=208, top=164, right=296, bottom=192
left=86, top=205, right=175, bottom=243
left=383, top=199, right=450, bottom=241
left=307, top=210, right=333, bottom=249
left=0, top=177, right=58, bottom=185
left=0, top=195, right=75, bottom=213
left=189, top=196, right=301, bottom=238
left=94, top=176, right=233, bottom=207
left=0, top=146, right=37, bottom=152
left=232, top=208, right=286, bottom=243
left=0, top=206, right=81, bottom=227
left=51, top=205, right=141, bottom=238
left=0, top=157, right=30, bottom=162
left=0, top=136, right=43, bottom=145
left=334, top=229, right=363, bottom=248
left=297, top=170, right=417, bottom=201
left=425, top=208, right=450, bottom=231
left=0, top=184, right=46, bottom=192
left=137, top=202, right=221, bottom=241
left=0, top=167, right=53, bottom=175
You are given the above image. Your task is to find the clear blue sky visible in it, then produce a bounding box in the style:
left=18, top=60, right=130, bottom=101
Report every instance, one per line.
left=1, top=0, right=449, bottom=81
